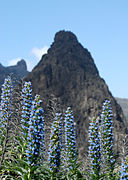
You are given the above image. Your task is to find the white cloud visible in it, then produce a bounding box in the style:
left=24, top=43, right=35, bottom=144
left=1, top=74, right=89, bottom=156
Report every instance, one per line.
left=31, top=46, right=48, bottom=60
left=8, top=57, right=22, bottom=66
left=7, top=46, right=49, bottom=72
left=26, top=60, right=35, bottom=72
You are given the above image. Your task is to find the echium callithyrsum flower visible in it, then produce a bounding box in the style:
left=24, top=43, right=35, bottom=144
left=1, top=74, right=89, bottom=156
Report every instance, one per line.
left=88, top=118, right=101, bottom=177
left=26, top=95, right=44, bottom=165
left=0, top=76, right=13, bottom=168
left=64, top=107, right=77, bottom=171
left=100, top=100, right=115, bottom=172
left=120, top=161, right=128, bottom=180
left=0, top=76, right=13, bottom=128
left=21, top=81, right=32, bottom=133
left=48, top=113, right=62, bottom=174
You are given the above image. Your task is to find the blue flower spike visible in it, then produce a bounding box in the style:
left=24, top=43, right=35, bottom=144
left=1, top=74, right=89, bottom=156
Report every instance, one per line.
left=26, top=94, right=45, bottom=165
left=48, top=112, right=62, bottom=174
left=21, top=81, right=32, bottom=133
left=100, top=99, right=115, bottom=176
left=88, top=118, right=101, bottom=177
left=64, top=107, right=77, bottom=171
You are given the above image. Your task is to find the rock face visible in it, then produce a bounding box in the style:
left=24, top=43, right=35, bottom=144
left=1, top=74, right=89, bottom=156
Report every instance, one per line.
left=0, top=59, right=28, bottom=87
left=25, top=30, right=127, bottom=158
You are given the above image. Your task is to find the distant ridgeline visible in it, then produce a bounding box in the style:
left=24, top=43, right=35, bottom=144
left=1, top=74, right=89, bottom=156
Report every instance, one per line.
left=25, top=30, right=128, bottom=159
left=116, top=97, right=128, bottom=123
left=0, top=59, right=28, bottom=87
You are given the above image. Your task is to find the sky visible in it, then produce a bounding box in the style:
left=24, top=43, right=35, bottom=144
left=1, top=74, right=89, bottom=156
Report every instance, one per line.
left=0, top=0, right=128, bottom=98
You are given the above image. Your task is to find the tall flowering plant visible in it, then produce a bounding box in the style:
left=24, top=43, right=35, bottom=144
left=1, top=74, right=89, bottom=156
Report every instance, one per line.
left=100, top=100, right=115, bottom=177
left=15, top=81, right=33, bottom=162
left=3, top=81, right=33, bottom=179
left=0, top=76, right=13, bottom=126
left=6, top=83, right=46, bottom=179
left=21, top=81, right=32, bottom=134
left=48, top=113, right=62, bottom=177
left=88, top=118, right=101, bottom=179
left=0, top=76, right=13, bottom=169
left=27, top=94, right=45, bottom=165
left=64, top=107, right=77, bottom=171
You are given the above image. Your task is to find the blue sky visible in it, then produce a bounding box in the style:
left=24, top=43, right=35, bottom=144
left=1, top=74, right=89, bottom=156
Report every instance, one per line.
left=0, top=0, right=128, bottom=98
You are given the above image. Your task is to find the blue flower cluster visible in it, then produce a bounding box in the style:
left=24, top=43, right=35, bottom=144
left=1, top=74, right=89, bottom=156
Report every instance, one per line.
left=20, top=82, right=45, bottom=166
left=21, top=82, right=32, bottom=133
left=88, top=118, right=101, bottom=176
left=100, top=100, right=114, bottom=168
left=64, top=107, right=77, bottom=171
left=0, top=76, right=13, bottom=128
left=120, top=162, right=128, bottom=179
left=48, top=113, right=62, bottom=173
left=26, top=94, right=44, bottom=165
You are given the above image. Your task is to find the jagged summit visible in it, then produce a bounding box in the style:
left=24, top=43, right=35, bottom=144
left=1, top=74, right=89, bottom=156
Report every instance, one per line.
left=38, top=30, right=99, bottom=79
left=17, top=59, right=27, bottom=70
left=54, top=30, right=78, bottom=43
left=26, top=30, right=127, bottom=159
left=0, top=59, right=28, bottom=88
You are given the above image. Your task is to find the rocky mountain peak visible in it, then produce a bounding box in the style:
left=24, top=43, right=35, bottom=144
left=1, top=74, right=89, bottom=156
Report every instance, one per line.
left=43, top=30, right=99, bottom=79
left=17, top=59, right=27, bottom=71
left=25, top=30, right=127, bottom=159
left=0, top=59, right=28, bottom=88
left=54, top=30, right=78, bottom=44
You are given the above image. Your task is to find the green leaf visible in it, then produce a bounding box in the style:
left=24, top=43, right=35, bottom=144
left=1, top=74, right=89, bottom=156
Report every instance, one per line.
left=23, top=174, right=28, bottom=180
left=30, top=165, right=38, bottom=174
left=16, top=136, right=24, bottom=146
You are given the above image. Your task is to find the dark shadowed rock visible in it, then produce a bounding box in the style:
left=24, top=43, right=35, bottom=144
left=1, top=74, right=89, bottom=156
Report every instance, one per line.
left=17, top=59, right=27, bottom=70
left=25, top=30, right=128, bottom=159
